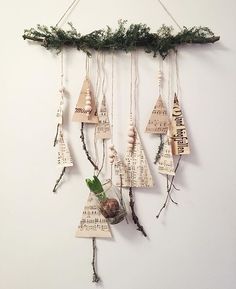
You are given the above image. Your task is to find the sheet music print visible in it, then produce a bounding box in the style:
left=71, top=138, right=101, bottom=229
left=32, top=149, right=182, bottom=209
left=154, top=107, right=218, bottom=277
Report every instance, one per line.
left=158, top=134, right=175, bottom=175
left=171, top=94, right=190, bottom=155
left=57, top=133, right=73, bottom=168
left=95, top=97, right=111, bottom=139
left=75, top=192, right=112, bottom=238
left=114, top=153, right=129, bottom=187
left=72, top=78, right=99, bottom=124
left=146, top=96, right=169, bottom=134
left=119, top=128, right=154, bottom=188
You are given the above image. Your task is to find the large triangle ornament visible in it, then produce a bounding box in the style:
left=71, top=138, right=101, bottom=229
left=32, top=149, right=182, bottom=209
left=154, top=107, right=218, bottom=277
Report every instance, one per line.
left=95, top=96, right=111, bottom=139
left=158, top=133, right=175, bottom=175
left=171, top=94, right=190, bottom=155
left=72, top=78, right=99, bottom=124
left=75, top=192, right=112, bottom=238
left=120, top=128, right=154, bottom=188
left=145, top=95, right=169, bottom=134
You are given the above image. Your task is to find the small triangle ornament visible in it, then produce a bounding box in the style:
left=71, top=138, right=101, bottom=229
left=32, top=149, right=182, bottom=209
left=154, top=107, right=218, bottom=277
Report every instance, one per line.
left=145, top=95, right=169, bottom=134
left=57, top=132, right=73, bottom=168
left=171, top=94, right=190, bottom=155
left=121, top=126, right=154, bottom=188
left=95, top=96, right=111, bottom=139
left=72, top=78, right=99, bottom=124
left=75, top=192, right=112, bottom=238
left=158, top=133, right=175, bottom=176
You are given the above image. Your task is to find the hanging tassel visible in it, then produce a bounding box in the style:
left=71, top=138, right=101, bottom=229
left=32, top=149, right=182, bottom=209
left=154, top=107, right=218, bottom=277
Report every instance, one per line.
left=92, top=237, right=100, bottom=283
left=129, top=187, right=147, bottom=237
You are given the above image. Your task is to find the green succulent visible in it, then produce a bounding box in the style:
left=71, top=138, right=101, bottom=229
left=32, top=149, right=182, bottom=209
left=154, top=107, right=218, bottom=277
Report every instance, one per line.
left=85, top=176, right=107, bottom=201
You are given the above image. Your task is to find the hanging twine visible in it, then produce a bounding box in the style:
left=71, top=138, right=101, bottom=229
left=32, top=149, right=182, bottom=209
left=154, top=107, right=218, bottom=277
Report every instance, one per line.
left=175, top=50, right=181, bottom=98
left=110, top=52, right=115, bottom=180
left=157, top=0, right=182, bottom=31
left=55, top=0, right=82, bottom=27
left=93, top=52, right=101, bottom=174
left=85, top=54, right=90, bottom=78
left=157, top=55, right=164, bottom=97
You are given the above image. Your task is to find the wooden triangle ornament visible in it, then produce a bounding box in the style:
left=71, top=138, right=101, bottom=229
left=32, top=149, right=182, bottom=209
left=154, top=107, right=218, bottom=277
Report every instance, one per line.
left=145, top=95, right=169, bottom=134
left=119, top=128, right=154, bottom=188
left=75, top=192, right=112, bottom=238
left=158, top=133, right=175, bottom=176
left=72, top=78, right=99, bottom=124
left=171, top=94, right=190, bottom=155
left=95, top=96, right=111, bottom=139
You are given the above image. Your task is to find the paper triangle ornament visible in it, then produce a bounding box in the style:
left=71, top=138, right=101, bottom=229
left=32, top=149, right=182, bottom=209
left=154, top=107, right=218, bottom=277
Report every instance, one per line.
left=75, top=192, right=112, bottom=238
left=57, top=133, right=73, bottom=168
left=119, top=128, right=154, bottom=188
left=171, top=94, right=190, bottom=155
left=95, top=96, right=111, bottom=139
left=158, top=134, right=175, bottom=175
left=145, top=95, right=169, bottom=134
left=72, top=78, right=99, bottom=124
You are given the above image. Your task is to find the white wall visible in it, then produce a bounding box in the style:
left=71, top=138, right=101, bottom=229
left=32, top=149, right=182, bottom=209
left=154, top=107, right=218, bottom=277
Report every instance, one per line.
left=1, top=1, right=236, bottom=289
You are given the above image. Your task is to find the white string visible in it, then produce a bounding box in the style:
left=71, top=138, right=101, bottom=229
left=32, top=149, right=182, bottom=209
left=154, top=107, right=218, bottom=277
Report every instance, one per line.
left=134, top=51, right=139, bottom=127
left=157, top=0, right=182, bottom=31
left=85, top=54, right=90, bottom=78
left=101, top=53, right=106, bottom=96
left=158, top=55, right=164, bottom=97
left=93, top=53, right=101, bottom=171
left=110, top=52, right=115, bottom=181
left=167, top=53, right=172, bottom=117
left=175, top=50, right=181, bottom=98
left=56, top=0, right=82, bottom=27
left=111, top=52, right=114, bottom=144
left=130, top=52, right=133, bottom=124
left=56, top=0, right=181, bottom=30
left=60, top=50, right=64, bottom=91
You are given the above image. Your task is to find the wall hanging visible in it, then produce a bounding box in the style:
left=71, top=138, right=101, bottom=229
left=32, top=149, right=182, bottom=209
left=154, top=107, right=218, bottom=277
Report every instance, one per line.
left=23, top=0, right=220, bottom=283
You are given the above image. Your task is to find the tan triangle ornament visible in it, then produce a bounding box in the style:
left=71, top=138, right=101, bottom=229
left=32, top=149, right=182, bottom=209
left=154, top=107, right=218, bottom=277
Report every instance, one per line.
left=145, top=95, right=169, bottom=134
left=158, top=133, right=175, bottom=176
left=95, top=96, right=111, bottom=139
left=171, top=94, right=190, bottom=155
left=121, top=128, right=154, bottom=188
left=75, top=192, right=112, bottom=238
left=57, top=132, right=73, bottom=168
left=72, top=78, right=99, bottom=124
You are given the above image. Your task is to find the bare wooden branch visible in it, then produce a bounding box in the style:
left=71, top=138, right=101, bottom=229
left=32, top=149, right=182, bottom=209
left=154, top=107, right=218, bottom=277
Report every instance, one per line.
left=129, top=187, right=147, bottom=237
left=53, top=167, right=66, bottom=193
left=156, top=155, right=182, bottom=219
left=80, top=122, right=98, bottom=170
left=92, top=238, right=100, bottom=283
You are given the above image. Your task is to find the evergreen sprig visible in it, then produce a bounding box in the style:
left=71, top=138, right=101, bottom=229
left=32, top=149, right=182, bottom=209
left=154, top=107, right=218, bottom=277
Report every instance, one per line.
left=23, top=20, right=220, bottom=58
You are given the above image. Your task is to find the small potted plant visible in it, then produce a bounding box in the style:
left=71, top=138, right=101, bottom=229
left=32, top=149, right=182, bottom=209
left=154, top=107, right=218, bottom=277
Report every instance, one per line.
left=86, top=176, right=126, bottom=224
